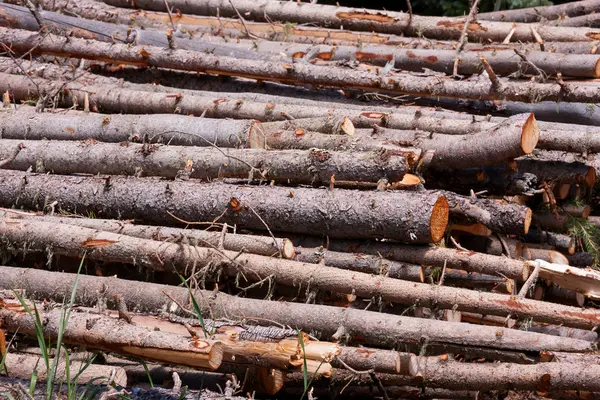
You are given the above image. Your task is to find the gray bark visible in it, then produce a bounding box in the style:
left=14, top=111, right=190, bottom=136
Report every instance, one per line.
left=0, top=170, right=448, bottom=243
left=478, top=0, right=600, bottom=23
left=523, top=229, right=576, bottom=255
left=0, top=266, right=594, bottom=352
left=0, top=139, right=410, bottom=185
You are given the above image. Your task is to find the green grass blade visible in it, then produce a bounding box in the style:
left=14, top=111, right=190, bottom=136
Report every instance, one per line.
left=139, top=359, right=154, bottom=388
left=13, top=291, right=50, bottom=371
left=297, top=329, right=308, bottom=392
left=29, top=369, right=38, bottom=395
left=177, top=274, right=208, bottom=338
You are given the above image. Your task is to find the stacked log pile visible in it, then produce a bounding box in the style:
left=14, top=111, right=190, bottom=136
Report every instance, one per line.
left=0, top=0, right=599, bottom=398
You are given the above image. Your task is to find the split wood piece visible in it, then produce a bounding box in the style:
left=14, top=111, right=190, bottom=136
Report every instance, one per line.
left=535, top=284, right=586, bottom=308
left=0, top=3, right=287, bottom=64
left=478, top=0, right=600, bottom=23
left=0, top=107, right=265, bottom=148
left=1, top=267, right=595, bottom=353
left=567, top=252, right=596, bottom=267
left=0, top=299, right=224, bottom=370
left=408, top=354, right=600, bottom=391
left=528, top=260, right=600, bottom=300
left=517, top=159, right=597, bottom=188
left=458, top=235, right=523, bottom=258
left=361, top=113, right=539, bottom=169
left=0, top=170, right=448, bottom=243
left=435, top=190, right=533, bottom=235
left=27, top=0, right=600, bottom=55
left=523, top=248, right=570, bottom=265
left=5, top=221, right=599, bottom=327
left=101, top=0, right=600, bottom=43
left=2, top=353, right=128, bottom=387
left=523, top=229, right=576, bottom=255
left=262, top=117, right=355, bottom=136
left=0, top=211, right=295, bottom=259
left=2, top=29, right=600, bottom=104
left=0, top=139, right=411, bottom=185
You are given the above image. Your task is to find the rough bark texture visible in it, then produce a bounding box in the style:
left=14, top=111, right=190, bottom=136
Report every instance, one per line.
left=0, top=139, right=410, bottom=185
left=0, top=170, right=448, bottom=243
left=101, top=0, right=600, bottom=43
left=459, top=235, right=523, bottom=258
left=262, top=117, right=355, bottom=135
left=2, top=29, right=600, bottom=104
left=0, top=301, right=223, bottom=370
left=361, top=113, right=538, bottom=169
left=333, top=347, right=402, bottom=374
left=567, top=252, right=596, bottom=267
left=0, top=211, right=294, bottom=258
left=0, top=266, right=594, bottom=352
left=3, top=219, right=591, bottom=327
left=478, top=0, right=600, bottom=23
left=517, top=159, right=597, bottom=187
left=523, top=229, right=576, bottom=255
left=409, top=355, right=600, bottom=391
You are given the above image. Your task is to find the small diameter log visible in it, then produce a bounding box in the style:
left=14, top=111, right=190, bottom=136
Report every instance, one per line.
left=534, top=212, right=572, bottom=233
left=0, top=266, right=594, bottom=352
left=0, top=107, right=265, bottom=148
left=2, top=353, right=128, bottom=387
left=0, top=139, right=410, bottom=185
left=517, top=159, right=597, bottom=187
left=3, top=28, right=600, bottom=104
left=567, top=252, right=596, bottom=267
left=333, top=347, right=403, bottom=375
left=262, top=117, right=355, bottom=135
left=523, top=229, right=576, bottom=255
left=478, top=0, right=600, bottom=23
left=524, top=248, right=570, bottom=265
left=527, top=325, right=597, bottom=342
left=0, top=211, right=295, bottom=258
left=535, top=284, right=586, bottom=308
left=459, top=235, right=523, bottom=258
left=562, top=204, right=592, bottom=218
left=423, top=268, right=510, bottom=293
left=408, top=354, right=600, bottom=391
left=0, top=300, right=223, bottom=370
left=367, top=113, right=539, bottom=169
left=0, top=170, right=449, bottom=243
left=5, top=219, right=597, bottom=327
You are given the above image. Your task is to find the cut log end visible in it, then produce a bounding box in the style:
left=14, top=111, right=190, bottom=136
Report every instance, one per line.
left=248, top=120, right=267, bottom=149
left=281, top=238, right=296, bottom=259
left=585, top=167, right=596, bottom=187
left=341, top=116, right=355, bottom=136
left=554, top=183, right=571, bottom=200
left=595, top=58, right=600, bottom=78
left=208, top=343, right=224, bottom=370
left=430, top=196, right=449, bottom=244
left=520, top=113, right=540, bottom=154
left=567, top=237, right=576, bottom=256
left=580, top=205, right=592, bottom=219
left=523, top=208, right=533, bottom=235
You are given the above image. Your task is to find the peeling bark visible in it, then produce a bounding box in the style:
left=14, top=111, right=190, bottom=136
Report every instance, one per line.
left=0, top=139, right=410, bottom=185
left=0, top=266, right=594, bottom=352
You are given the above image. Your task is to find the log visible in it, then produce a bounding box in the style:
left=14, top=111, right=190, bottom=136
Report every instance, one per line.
left=478, top=0, right=600, bottom=23
left=0, top=299, right=224, bottom=370
left=0, top=107, right=266, bottom=148
left=3, top=219, right=597, bottom=327
left=0, top=210, right=295, bottom=259
left=333, top=347, right=403, bottom=375
left=548, top=13, right=600, bottom=27
left=0, top=139, right=411, bottom=185
left=2, top=353, right=128, bottom=387
left=524, top=248, right=570, bottom=266
left=2, top=29, right=600, bottom=104
left=361, top=113, right=539, bottom=169
left=101, top=0, right=600, bottom=43
left=459, top=235, right=523, bottom=258
left=451, top=223, right=493, bottom=237
left=0, top=268, right=594, bottom=353
left=517, top=159, right=597, bottom=187
left=534, top=212, right=572, bottom=233
left=562, top=204, right=592, bottom=218
left=262, top=117, right=355, bottom=135
left=523, top=229, right=576, bottom=255
left=536, top=284, right=587, bottom=308
left=408, top=354, right=600, bottom=391
left=0, top=170, right=449, bottom=243
left=567, top=252, right=596, bottom=267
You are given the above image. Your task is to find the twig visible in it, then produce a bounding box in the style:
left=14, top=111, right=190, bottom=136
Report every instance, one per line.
left=453, top=0, right=481, bottom=76
left=334, top=356, right=373, bottom=374
left=163, top=0, right=176, bottom=30
left=513, top=48, right=547, bottom=82
left=518, top=264, right=540, bottom=298
left=166, top=210, right=226, bottom=228
left=405, top=0, right=413, bottom=28
left=0, top=143, right=25, bottom=169
left=495, top=233, right=511, bottom=258
left=228, top=0, right=260, bottom=39
left=530, top=26, right=545, bottom=51
left=21, top=0, right=45, bottom=30
left=369, top=372, right=390, bottom=400
left=162, top=290, right=196, bottom=316
left=438, top=259, right=447, bottom=286
left=245, top=203, right=282, bottom=258
left=502, top=24, right=516, bottom=44
left=480, top=55, right=501, bottom=90
left=449, top=236, right=468, bottom=251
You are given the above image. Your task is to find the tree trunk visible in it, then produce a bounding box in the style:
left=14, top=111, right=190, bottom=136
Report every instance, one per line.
left=409, top=354, right=600, bottom=391
left=0, top=106, right=265, bottom=148
left=1, top=210, right=294, bottom=259
left=523, top=230, right=576, bottom=255
left=0, top=170, right=448, bottom=243
left=478, top=0, right=600, bottom=23
left=0, top=300, right=223, bottom=370
left=0, top=139, right=411, bottom=185
left=361, top=113, right=539, bottom=169
left=2, top=29, right=599, bottom=104
left=101, top=0, right=600, bottom=43
left=4, top=219, right=596, bottom=327
left=0, top=266, right=594, bottom=352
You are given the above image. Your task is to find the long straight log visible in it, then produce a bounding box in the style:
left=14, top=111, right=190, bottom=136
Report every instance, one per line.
left=0, top=171, right=448, bottom=243
left=478, top=0, right=600, bottom=23
left=101, top=0, right=600, bottom=43
left=4, top=219, right=596, bottom=327
left=0, top=267, right=594, bottom=352
left=1, top=29, right=598, bottom=104
left=0, top=299, right=224, bottom=370
left=408, top=355, right=600, bottom=391
left=0, top=210, right=295, bottom=259
left=0, top=107, right=265, bottom=148
left=0, top=139, right=411, bottom=185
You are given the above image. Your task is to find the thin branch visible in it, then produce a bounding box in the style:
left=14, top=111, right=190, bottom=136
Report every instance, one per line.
left=480, top=55, right=501, bottom=90
left=0, top=143, right=25, bottom=169
left=438, top=259, right=447, bottom=286
left=334, top=356, right=373, bottom=374
left=453, top=0, right=481, bottom=76
left=163, top=0, right=176, bottom=30
left=518, top=264, right=540, bottom=298
left=21, top=0, right=45, bottom=30
left=228, top=0, right=260, bottom=40
left=513, top=48, right=547, bottom=82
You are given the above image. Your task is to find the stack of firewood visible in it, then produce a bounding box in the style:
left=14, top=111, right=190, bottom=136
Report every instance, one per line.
left=0, top=0, right=599, bottom=398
